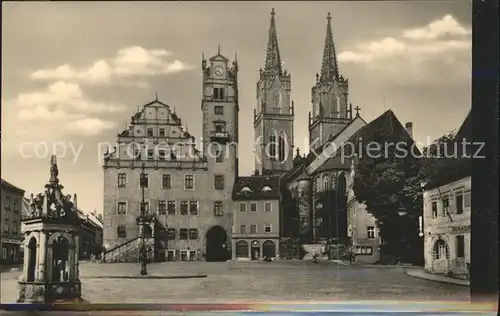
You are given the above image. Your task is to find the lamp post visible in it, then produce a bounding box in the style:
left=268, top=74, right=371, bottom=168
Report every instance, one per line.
left=138, top=162, right=148, bottom=276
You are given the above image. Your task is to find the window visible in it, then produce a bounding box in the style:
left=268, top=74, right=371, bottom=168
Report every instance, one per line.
left=214, top=122, right=226, bottom=133
left=117, top=225, right=127, bottom=238
left=189, top=228, right=198, bottom=239
left=189, top=250, right=196, bottom=261
left=431, top=201, right=438, bottom=218
left=214, top=175, right=224, bottom=190
left=158, top=200, right=167, bottom=215
left=189, top=201, right=198, bottom=215
left=162, top=174, right=171, bottom=189
left=167, top=228, right=176, bottom=239
left=3, top=220, right=9, bottom=233
left=179, top=228, right=188, bottom=240
left=117, top=202, right=127, bottom=215
left=140, top=174, right=149, bottom=188
left=215, top=149, right=224, bottom=163
left=214, top=201, right=224, bottom=216
left=117, top=173, right=127, bottom=188
left=12, top=221, right=18, bottom=234
left=278, top=135, right=286, bottom=162
left=269, top=134, right=276, bottom=158
left=167, top=201, right=176, bottom=215
left=213, top=87, right=225, bottom=100
left=141, top=201, right=150, bottom=213
left=239, top=203, right=247, bottom=212
left=134, top=149, right=142, bottom=160
left=442, top=196, right=449, bottom=216
left=240, top=225, right=247, bottom=234
left=180, top=201, right=189, bottom=215
left=147, top=128, right=154, bottom=137
left=264, top=225, right=272, bottom=233
left=159, top=128, right=165, bottom=137
left=5, top=196, right=11, bottom=210
left=13, top=201, right=19, bottom=213
left=147, top=150, right=154, bottom=160
left=250, top=203, right=257, bottom=212
left=464, top=191, right=471, bottom=208
left=367, top=226, right=375, bottom=239
left=184, top=175, right=194, bottom=190
left=456, top=235, right=465, bottom=258
left=181, top=250, right=188, bottom=261
left=250, top=224, right=257, bottom=233
left=265, top=202, right=271, bottom=212
left=455, top=193, right=464, bottom=214
left=158, top=150, right=167, bottom=160
left=214, top=106, right=224, bottom=115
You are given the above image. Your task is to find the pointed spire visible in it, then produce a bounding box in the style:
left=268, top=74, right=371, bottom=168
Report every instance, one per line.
left=49, top=155, right=59, bottom=184
left=264, top=8, right=282, bottom=74
left=320, top=12, right=340, bottom=83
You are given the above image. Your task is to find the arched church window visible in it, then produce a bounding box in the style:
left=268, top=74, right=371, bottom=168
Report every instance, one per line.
left=278, top=135, right=286, bottom=162
left=269, top=133, right=277, bottom=158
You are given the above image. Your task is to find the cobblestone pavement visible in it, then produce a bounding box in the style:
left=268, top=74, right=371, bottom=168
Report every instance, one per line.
left=1, top=260, right=469, bottom=303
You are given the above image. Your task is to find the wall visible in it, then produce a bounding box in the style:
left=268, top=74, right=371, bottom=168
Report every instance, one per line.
left=423, top=176, right=471, bottom=274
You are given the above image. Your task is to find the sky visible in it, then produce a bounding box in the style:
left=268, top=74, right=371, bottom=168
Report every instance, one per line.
left=1, top=1, right=472, bottom=215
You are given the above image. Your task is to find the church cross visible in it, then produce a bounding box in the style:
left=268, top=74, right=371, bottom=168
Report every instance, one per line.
left=354, top=106, right=361, bottom=116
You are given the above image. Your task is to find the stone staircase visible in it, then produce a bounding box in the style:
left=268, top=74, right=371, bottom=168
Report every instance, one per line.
left=302, top=244, right=324, bottom=260
left=103, top=237, right=154, bottom=263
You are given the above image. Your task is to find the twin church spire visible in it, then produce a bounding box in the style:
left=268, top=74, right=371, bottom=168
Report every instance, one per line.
left=319, top=13, right=340, bottom=83
left=264, top=8, right=282, bottom=75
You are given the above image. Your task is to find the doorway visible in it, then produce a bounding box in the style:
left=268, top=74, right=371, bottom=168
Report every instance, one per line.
left=250, top=240, right=261, bottom=260
left=205, top=226, right=228, bottom=262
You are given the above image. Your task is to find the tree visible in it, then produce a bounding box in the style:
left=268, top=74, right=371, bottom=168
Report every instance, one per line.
left=352, top=129, right=424, bottom=263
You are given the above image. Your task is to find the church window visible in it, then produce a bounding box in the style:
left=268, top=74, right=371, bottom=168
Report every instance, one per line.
left=213, top=87, right=225, bottom=100
left=269, top=133, right=277, bottom=158
left=117, top=225, right=127, bottom=238
left=278, top=135, right=286, bottom=162
left=214, top=106, right=224, bottom=115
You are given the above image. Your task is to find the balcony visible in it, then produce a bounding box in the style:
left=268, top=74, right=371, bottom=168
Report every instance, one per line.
left=210, top=131, right=230, bottom=144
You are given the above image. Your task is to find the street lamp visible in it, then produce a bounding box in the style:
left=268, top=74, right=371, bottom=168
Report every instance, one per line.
left=397, top=207, right=408, bottom=217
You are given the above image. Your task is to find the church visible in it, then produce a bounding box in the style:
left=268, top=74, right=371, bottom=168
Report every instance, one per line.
left=101, top=9, right=414, bottom=262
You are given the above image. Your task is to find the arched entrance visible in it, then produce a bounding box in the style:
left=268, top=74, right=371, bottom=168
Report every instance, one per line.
left=27, top=237, right=37, bottom=282
left=262, top=240, right=276, bottom=258
left=433, top=239, right=449, bottom=260
left=205, top=226, right=228, bottom=262
left=251, top=240, right=260, bottom=260
left=235, top=240, right=249, bottom=258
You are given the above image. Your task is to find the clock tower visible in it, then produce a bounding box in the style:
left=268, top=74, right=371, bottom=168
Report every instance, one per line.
left=201, top=47, right=239, bottom=178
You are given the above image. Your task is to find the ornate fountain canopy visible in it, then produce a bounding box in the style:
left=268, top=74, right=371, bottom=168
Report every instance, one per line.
left=23, top=156, right=80, bottom=224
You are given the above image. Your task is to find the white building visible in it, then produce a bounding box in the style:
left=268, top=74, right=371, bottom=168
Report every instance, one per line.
left=423, top=175, right=471, bottom=275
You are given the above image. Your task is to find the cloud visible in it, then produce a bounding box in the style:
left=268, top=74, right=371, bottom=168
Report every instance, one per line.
left=403, top=15, right=471, bottom=40
left=9, top=81, right=123, bottom=136
left=30, top=46, right=194, bottom=85
left=338, top=15, right=471, bottom=84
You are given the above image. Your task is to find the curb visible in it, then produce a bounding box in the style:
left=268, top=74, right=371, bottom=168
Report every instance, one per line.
left=82, top=273, right=208, bottom=280
left=405, top=269, right=469, bottom=286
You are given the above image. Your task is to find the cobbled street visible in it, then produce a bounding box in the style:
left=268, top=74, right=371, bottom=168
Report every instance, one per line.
left=1, top=261, right=469, bottom=304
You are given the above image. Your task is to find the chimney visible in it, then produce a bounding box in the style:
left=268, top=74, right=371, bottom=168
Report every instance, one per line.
left=73, top=194, right=78, bottom=209
left=405, top=122, right=413, bottom=138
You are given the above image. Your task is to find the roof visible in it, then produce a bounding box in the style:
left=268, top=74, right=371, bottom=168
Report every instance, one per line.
left=313, top=109, right=418, bottom=173
left=424, top=158, right=472, bottom=190
left=232, top=175, right=280, bottom=200
left=1, top=179, right=25, bottom=194
left=454, top=110, right=471, bottom=142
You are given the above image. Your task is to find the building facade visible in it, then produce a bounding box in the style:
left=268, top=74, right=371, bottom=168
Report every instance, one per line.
left=1, top=179, right=25, bottom=264
left=102, top=50, right=239, bottom=262
left=423, top=176, right=471, bottom=275
left=232, top=176, right=280, bottom=260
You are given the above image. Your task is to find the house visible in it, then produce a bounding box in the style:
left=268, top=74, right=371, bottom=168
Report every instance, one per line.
left=422, top=110, right=472, bottom=276
left=1, top=179, right=25, bottom=264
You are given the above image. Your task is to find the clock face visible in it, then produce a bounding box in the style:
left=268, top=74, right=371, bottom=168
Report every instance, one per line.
left=214, top=66, right=224, bottom=76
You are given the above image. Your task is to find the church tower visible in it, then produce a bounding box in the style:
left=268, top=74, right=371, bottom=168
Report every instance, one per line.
left=254, top=9, right=295, bottom=175
left=201, top=47, right=239, bottom=179
left=309, top=13, right=353, bottom=151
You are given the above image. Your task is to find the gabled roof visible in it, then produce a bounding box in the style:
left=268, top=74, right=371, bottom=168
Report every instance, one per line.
left=313, top=109, right=418, bottom=174
left=454, top=109, right=471, bottom=142
left=232, top=175, right=280, bottom=200
left=1, top=179, right=25, bottom=194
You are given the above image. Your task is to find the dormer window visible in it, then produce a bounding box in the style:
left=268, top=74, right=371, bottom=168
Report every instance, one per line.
left=262, top=186, right=272, bottom=192
left=241, top=187, right=252, bottom=193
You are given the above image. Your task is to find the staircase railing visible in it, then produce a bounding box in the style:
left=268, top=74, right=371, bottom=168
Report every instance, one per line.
left=103, top=237, right=142, bottom=263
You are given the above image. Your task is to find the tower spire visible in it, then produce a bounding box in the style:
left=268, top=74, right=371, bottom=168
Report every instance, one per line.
left=264, top=8, right=282, bottom=74
left=320, top=12, right=339, bottom=82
